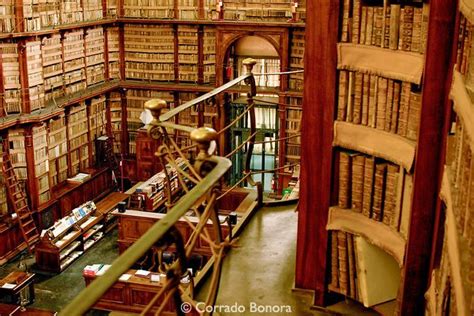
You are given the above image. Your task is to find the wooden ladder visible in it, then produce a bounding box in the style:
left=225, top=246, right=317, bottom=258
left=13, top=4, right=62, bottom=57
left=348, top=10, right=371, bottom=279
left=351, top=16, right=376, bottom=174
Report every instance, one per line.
left=103, top=136, right=121, bottom=184
left=2, top=150, right=39, bottom=252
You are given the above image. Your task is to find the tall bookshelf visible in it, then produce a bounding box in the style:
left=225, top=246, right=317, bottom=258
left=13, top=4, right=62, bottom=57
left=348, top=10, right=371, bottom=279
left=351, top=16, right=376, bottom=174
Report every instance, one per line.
left=42, top=34, right=64, bottom=102
left=178, top=25, right=199, bottom=83
left=25, top=40, right=45, bottom=112
left=426, top=5, right=474, bottom=315
left=85, top=27, right=106, bottom=87
left=48, top=114, right=68, bottom=187
left=63, top=30, right=86, bottom=96
left=107, top=26, right=120, bottom=80
left=32, top=123, right=51, bottom=206
left=0, top=42, right=21, bottom=114
left=296, top=0, right=458, bottom=315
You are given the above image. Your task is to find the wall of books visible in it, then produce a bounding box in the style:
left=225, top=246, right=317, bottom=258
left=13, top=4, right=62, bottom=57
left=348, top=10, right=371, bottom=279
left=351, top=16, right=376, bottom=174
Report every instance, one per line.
left=285, top=97, right=301, bottom=164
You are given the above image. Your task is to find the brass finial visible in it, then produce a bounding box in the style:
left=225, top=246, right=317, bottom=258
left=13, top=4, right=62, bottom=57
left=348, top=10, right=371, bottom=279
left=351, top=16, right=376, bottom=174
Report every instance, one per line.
left=190, top=127, right=217, bottom=159
left=145, top=99, right=168, bottom=119
left=242, top=58, right=257, bottom=75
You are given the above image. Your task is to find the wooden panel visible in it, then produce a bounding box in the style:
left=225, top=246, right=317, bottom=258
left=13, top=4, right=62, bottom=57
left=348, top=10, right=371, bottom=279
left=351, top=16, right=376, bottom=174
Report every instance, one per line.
left=295, top=0, right=339, bottom=305
left=400, top=0, right=458, bottom=314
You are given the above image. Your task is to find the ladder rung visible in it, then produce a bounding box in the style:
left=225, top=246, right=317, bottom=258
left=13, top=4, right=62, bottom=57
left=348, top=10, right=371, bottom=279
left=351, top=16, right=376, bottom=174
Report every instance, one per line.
left=24, top=227, right=37, bottom=236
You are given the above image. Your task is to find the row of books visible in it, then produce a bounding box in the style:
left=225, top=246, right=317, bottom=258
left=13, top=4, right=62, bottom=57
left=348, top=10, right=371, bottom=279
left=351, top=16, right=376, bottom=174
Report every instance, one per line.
left=337, top=70, right=422, bottom=141
left=46, top=201, right=97, bottom=239
left=341, top=0, right=429, bottom=54
left=338, top=150, right=412, bottom=236
left=456, top=15, right=474, bottom=78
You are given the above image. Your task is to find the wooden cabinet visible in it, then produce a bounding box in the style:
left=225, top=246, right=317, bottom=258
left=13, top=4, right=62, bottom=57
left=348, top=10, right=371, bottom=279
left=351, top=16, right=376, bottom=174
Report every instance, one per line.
left=35, top=192, right=130, bottom=273
left=135, top=128, right=162, bottom=181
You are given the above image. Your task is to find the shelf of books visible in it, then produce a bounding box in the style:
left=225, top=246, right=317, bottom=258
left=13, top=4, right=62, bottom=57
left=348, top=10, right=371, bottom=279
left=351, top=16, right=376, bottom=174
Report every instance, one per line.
left=109, top=91, right=123, bottom=154
left=178, top=25, right=198, bottom=83
left=223, top=0, right=292, bottom=22
left=0, top=42, right=22, bottom=114
left=8, top=128, right=27, bottom=193
left=26, top=40, right=45, bottom=112
left=107, top=26, right=120, bottom=80
left=35, top=200, right=108, bottom=273
left=427, top=8, right=474, bottom=314
left=83, top=0, right=103, bottom=21
left=60, top=0, right=84, bottom=25
left=0, top=143, right=7, bottom=219
left=32, top=123, right=51, bottom=205
left=42, top=34, right=64, bottom=103
left=107, top=0, right=118, bottom=17
left=68, top=103, right=89, bottom=174
left=89, top=96, right=107, bottom=164
left=204, top=0, right=218, bottom=20
left=48, top=114, right=68, bottom=187
left=63, top=30, right=86, bottom=96
left=0, top=0, right=15, bottom=33
left=285, top=97, right=301, bottom=164
left=123, top=0, right=174, bottom=19
left=85, top=27, right=106, bottom=87
left=203, top=27, right=216, bottom=85
left=124, top=24, right=175, bottom=82
left=325, top=0, right=430, bottom=307
left=289, top=28, right=304, bottom=91
left=178, top=0, right=198, bottom=19
left=126, top=89, right=149, bottom=155
left=23, top=0, right=61, bottom=32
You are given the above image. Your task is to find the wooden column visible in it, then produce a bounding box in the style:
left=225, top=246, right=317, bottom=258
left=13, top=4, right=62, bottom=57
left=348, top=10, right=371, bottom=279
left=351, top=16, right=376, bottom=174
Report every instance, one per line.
left=103, top=27, right=110, bottom=81
left=118, top=24, right=125, bottom=81
left=120, top=89, right=128, bottom=156
left=18, top=40, right=30, bottom=114
left=197, top=26, right=204, bottom=85
left=400, top=0, right=458, bottom=314
left=0, top=45, right=6, bottom=117
left=277, top=95, right=286, bottom=193
left=173, top=25, right=179, bottom=83
left=15, top=0, right=25, bottom=33
left=295, top=0, right=339, bottom=306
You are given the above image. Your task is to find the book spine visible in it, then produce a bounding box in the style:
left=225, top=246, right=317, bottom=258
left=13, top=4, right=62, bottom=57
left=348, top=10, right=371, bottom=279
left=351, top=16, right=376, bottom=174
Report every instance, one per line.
left=400, top=6, right=414, bottom=52
left=397, top=82, right=411, bottom=137
left=362, top=156, right=375, bottom=218
left=372, top=162, right=387, bottom=222
left=339, top=151, right=351, bottom=209
left=352, top=0, right=362, bottom=44
left=341, top=0, right=352, bottom=42
left=360, top=6, right=367, bottom=46
left=368, top=75, right=377, bottom=128
left=373, top=7, right=384, bottom=47
left=361, top=73, right=369, bottom=126
left=347, top=72, right=355, bottom=122
left=390, top=81, right=401, bottom=133
left=383, top=2, right=391, bottom=49
left=411, top=7, right=423, bottom=53
left=406, top=91, right=422, bottom=141
left=389, top=4, right=401, bottom=50
left=376, top=77, right=387, bottom=130
left=365, top=7, right=374, bottom=46
left=337, top=71, right=349, bottom=121
left=382, top=163, right=400, bottom=227
left=330, top=231, right=339, bottom=289
left=385, top=79, right=394, bottom=132
left=420, top=3, right=429, bottom=54
left=353, top=72, right=363, bottom=124
left=351, top=154, right=365, bottom=212
left=347, top=233, right=357, bottom=299
left=337, top=231, right=349, bottom=296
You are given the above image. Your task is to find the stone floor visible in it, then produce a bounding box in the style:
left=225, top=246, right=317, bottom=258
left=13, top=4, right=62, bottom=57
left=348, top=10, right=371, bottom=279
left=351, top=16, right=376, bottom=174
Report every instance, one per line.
left=0, top=202, right=387, bottom=315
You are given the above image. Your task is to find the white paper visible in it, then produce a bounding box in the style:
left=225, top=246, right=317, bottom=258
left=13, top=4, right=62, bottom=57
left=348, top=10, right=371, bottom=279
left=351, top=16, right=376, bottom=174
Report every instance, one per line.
left=119, top=274, right=132, bottom=281
left=2, top=283, right=16, bottom=289
left=135, top=269, right=150, bottom=277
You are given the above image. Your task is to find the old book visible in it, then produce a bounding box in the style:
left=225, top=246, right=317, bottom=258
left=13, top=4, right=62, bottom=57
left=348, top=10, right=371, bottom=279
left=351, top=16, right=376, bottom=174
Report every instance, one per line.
left=372, top=7, right=384, bottom=47
left=353, top=72, right=363, bottom=124
left=347, top=234, right=357, bottom=299
left=392, top=168, right=406, bottom=231
left=383, top=2, right=391, bottom=48
left=362, top=156, right=375, bottom=218
left=389, top=4, right=401, bottom=50
left=346, top=72, right=355, bottom=122
left=337, top=231, right=349, bottom=296
left=372, top=162, right=387, bottom=222
left=390, top=81, right=401, bottom=133
left=361, top=74, right=370, bottom=125
left=337, top=71, right=349, bottom=121
left=368, top=75, right=377, bottom=128
left=351, top=154, right=365, bottom=212
left=376, top=77, right=388, bottom=130
left=385, top=79, right=394, bottom=132
left=330, top=231, right=339, bottom=289
left=354, top=236, right=400, bottom=307
left=341, top=0, right=351, bottom=42
left=406, top=91, right=422, bottom=141
left=399, top=174, right=413, bottom=238
left=411, top=7, right=423, bottom=53
left=365, top=7, right=375, bottom=46
left=339, top=151, right=352, bottom=209
left=360, top=6, right=368, bottom=45
left=397, top=82, right=411, bottom=137
left=400, top=6, right=414, bottom=51
left=352, top=0, right=362, bottom=44
left=456, top=15, right=466, bottom=66
left=382, top=164, right=400, bottom=227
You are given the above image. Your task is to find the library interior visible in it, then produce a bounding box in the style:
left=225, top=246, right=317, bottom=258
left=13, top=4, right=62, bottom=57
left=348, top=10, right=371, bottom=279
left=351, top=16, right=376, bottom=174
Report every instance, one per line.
left=0, top=0, right=472, bottom=315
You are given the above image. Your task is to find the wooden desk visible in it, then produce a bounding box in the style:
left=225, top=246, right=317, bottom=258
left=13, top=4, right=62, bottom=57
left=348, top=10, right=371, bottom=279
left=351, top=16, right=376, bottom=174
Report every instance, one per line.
left=0, top=303, right=56, bottom=316
left=83, top=269, right=198, bottom=315
left=0, top=272, right=35, bottom=306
